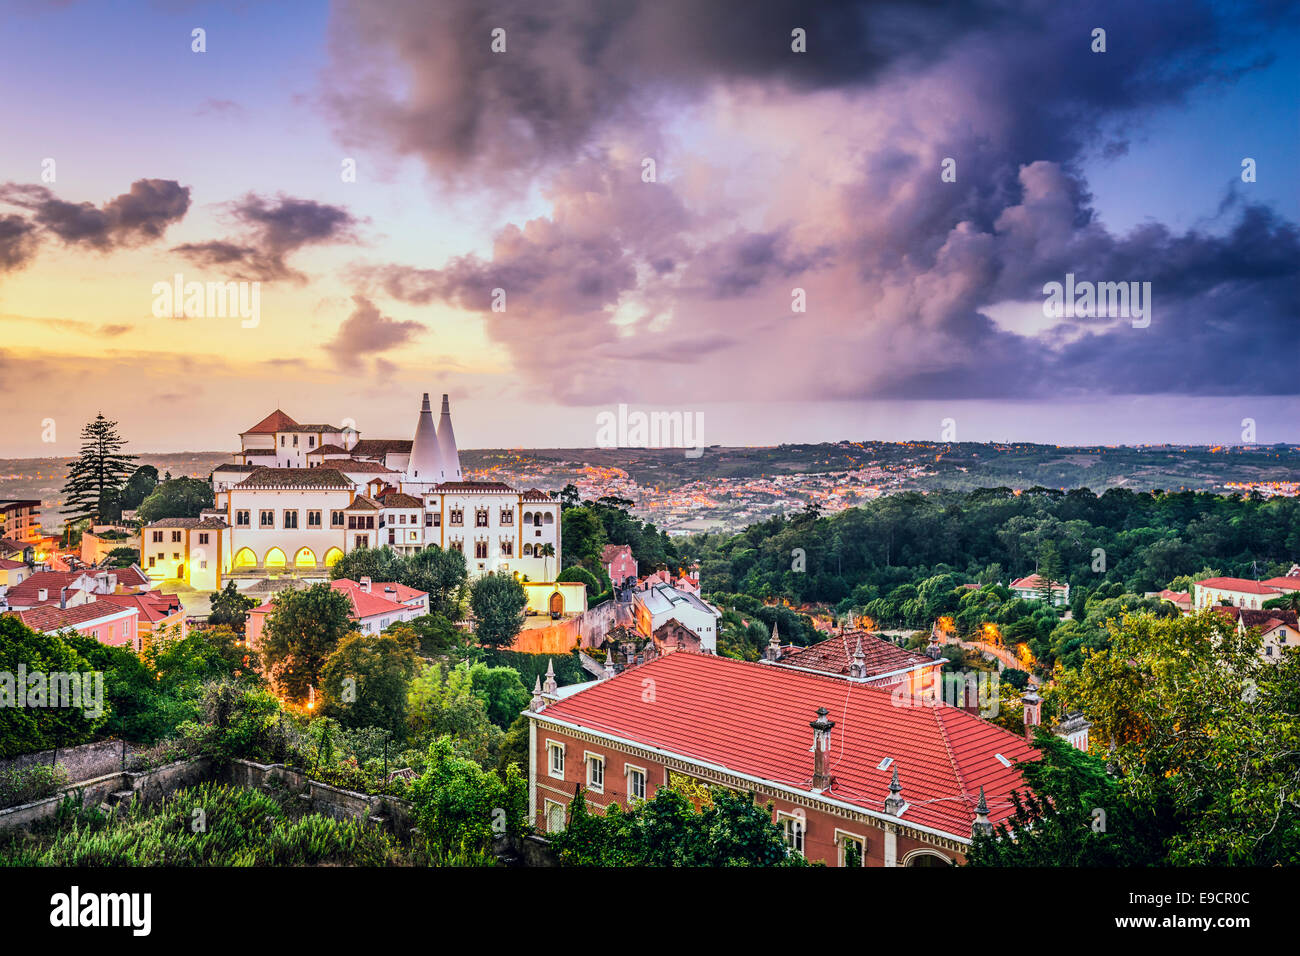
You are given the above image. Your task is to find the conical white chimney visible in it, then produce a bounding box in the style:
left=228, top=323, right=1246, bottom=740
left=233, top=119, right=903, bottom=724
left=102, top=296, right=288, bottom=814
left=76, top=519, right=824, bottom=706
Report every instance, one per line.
left=408, top=393, right=445, bottom=482
left=437, top=393, right=462, bottom=481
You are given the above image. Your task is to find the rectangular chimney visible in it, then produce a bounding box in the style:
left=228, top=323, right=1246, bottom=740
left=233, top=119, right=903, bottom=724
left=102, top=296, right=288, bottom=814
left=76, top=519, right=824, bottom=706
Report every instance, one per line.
left=359, top=577, right=372, bottom=593
left=37, top=588, right=48, bottom=603
left=59, top=587, right=67, bottom=610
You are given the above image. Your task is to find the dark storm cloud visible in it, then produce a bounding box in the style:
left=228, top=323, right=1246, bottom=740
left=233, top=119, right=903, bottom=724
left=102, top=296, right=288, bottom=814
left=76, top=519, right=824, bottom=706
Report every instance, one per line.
left=174, top=194, right=361, bottom=282
left=325, top=0, right=1010, bottom=183
left=335, top=0, right=1300, bottom=404
left=0, top=179, right=190, bottom=253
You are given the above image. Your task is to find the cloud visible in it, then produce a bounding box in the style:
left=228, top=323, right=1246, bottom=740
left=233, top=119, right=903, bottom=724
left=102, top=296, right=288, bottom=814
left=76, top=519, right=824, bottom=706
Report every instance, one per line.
left=344, top=0, right=1299, bottom=405
left=0, top=214, right=38, bottom=272
left=323, top=295, right=423, bottom=369
left=0, top=178, right=190, bottom=256
left=174, top=193, right=362, bottom=282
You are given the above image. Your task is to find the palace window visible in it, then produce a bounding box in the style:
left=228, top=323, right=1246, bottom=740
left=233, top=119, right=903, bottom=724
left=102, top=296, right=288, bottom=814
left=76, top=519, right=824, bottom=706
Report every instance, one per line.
left=547, top=741, right=565, bottom=779
left=292, top=435, right=298, bottom=447
left=354, top=535, right=369, bottom=549
left=500, top=541, right=513, bottom=557
left=425, top=513, right=434, bottom=527
left=475, top=508, right=488, bottom=527
left=236, top=510, right=250, bottom=527
left=280, top=436, right=285, bottom=446
left=330, top=510, right=344, bottom=528
left=260, top=510, right=275, bottom=528
left=148, top=557, right=155, bottom=568
left=171, top=531, right=182, bottom=543
left=309, top=436, right=316, bottom=448
left=431, top=513, right=441, bottom=527
left=586, top=754, right=604, bottom=793
left=449, top=509, right=464, bottom=526
left=474, top=541, right=488, bottom=559
left=500, top=509, right=513, bottom=525
left=283, top=510, right=298, bottom=529
left=628, top=766, right=647, bottom=801
left=172, top=553, right=180, bottom=561
left=152, top=531, right=163, bottom=543
left=307, top=510, right=321, bottom=528
left=389, top=530, right=396, bottom=545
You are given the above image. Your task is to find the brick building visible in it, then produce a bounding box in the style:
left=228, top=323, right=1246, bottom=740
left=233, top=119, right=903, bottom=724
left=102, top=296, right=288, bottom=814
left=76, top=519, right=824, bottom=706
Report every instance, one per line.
left=527, top=652, right=1037, bottom=866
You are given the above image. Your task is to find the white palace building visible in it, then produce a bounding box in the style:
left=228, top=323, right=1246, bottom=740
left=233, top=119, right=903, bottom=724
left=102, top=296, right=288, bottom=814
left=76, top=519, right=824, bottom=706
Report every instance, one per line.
left=142, top=394, right=562, bottom=594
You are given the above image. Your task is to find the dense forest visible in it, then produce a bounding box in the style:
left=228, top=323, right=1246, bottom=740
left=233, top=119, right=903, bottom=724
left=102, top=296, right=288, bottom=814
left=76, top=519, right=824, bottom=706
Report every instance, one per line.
left=667, top=488, right=1300, bottom=672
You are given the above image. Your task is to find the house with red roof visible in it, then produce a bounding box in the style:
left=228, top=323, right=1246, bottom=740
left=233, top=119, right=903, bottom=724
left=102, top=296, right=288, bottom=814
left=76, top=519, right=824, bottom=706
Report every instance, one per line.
left=245, top=576, right=428, bottom=648
left=600, top=544, right=637, bottom=589
left=526, top=651, right=1038, bottom=866
left=762, top=626, right=946, bottom=700
left=1193, top=576, right=1285, bottom=611
left=95, top=590, right=187, bottom=645
left=1008, top=574, right=1069, bottom=606
left=1211, top=606, right=1300, bottom=659
left=4, top=601, right=140, bottom=650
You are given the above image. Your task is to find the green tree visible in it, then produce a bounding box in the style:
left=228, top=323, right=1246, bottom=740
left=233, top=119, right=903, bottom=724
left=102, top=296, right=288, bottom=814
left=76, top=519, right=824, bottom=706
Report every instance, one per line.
left=328, top=545, right=404, bottom=586
left=208, top=581, right=257, bottom=634
left=470, top=574, right=527, bottom=650
left=61, top=413, right=137, bottom=524
left=406, top=663, right=504, bottom=765
left=259, top=583, right=354, bottom=703
left=135, top=477, right=214, bottom=523
left=103, top=546, right=140, bottom=569
left=408, top=736, right=528, bottom=861
left=552, top=785, right=807, bottom=867
left=320, top=629, right=419, bottom=735
left=0, top=619, right=104, bottom=756
left=405, top=545, right=469, bottom=618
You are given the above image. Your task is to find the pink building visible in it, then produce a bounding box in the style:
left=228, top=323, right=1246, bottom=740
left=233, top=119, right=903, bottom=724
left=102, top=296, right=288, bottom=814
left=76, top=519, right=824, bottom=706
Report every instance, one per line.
left=601, top=544, right=638, bottom=589
left=4, top=602, right=141, bottom=650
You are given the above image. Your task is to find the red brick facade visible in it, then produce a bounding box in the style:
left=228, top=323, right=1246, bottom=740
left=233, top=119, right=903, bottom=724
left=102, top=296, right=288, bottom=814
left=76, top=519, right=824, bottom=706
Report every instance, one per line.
left=528, top=718, right=967, bottom=867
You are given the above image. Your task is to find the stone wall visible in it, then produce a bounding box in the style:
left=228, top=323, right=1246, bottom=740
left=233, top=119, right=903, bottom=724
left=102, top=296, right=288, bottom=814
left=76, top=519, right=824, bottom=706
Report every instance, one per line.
left=0, top=739, right=136, bottom=784
left=0, top=757, right=212, bottom=831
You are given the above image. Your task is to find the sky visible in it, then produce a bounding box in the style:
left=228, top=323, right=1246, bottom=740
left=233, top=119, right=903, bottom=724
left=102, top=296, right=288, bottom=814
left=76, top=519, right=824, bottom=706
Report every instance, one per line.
left=0, top=0, right=1297, bottom=457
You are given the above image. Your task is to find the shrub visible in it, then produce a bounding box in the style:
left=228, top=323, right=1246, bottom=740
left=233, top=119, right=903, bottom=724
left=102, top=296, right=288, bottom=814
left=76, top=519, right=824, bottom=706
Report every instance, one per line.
left=0, top=764, right=69, bottom=809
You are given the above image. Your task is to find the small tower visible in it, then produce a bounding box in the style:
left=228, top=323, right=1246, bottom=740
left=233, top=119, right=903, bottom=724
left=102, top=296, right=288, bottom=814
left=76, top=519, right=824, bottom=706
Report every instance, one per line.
left=1021, top=688, right=1042, bottom=740
left=529, top=675, right=546, bottom=712
left=603, top=653, right=617, bottom=680
left=848, top=635, right=867, bottom=679
left=763, top=621, right=782, bottom=661
left=542, top=658, right=558, bottom=695
left=809, top=707, right=835, bottom=791
left=972, top=786, right=993, bottom=837
left=884, top=766, right=905, bottom=816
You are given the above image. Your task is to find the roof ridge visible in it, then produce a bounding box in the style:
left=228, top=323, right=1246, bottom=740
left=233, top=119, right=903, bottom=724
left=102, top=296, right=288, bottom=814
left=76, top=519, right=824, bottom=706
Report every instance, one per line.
left=932, top=705, right=973, bottom=810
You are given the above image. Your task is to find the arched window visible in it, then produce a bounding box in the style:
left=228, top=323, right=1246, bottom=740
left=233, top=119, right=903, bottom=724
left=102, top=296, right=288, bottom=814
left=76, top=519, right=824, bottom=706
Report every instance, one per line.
left=542, top=512, right=554, bottom=525
left=294, top=547, right=317, bottom=568
left=264, top=547, right=287, bottom=568
left=323, top=547, right=344, bottom=567
left=232, top=547, right=257, bottom=569
left=523, top=544, right=534, bottom=557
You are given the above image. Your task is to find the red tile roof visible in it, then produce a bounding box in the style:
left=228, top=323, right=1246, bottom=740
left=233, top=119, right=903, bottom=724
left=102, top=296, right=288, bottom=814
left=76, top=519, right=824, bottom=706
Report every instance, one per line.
left=537, top=652, right=1037, bottom=841
left=378, top=492, right=423, bottom=509
left=5, top=601, right=136, bottom=633
left=438, top=481, right=516, bottom=493
left=250, top=579, right=426, bottom=622
left=1009, top=574, right=1066, bottom=591
left=1211, top=606, right=1299, bottom=632
left=96, top=591, right=183, bottom=624
left=334, top=460, right=396, bottom=474
left=349, top=439, right=411, bottom=456
left=113, top=566, right=150, bottom=588
left=233, top=467, right=354, bottom=490
left=601, top=544, right=634, bottom=564
left=241, top=409, right=300, bottom=434
left=1196, top=577, right=1280, bottom=595
left=1260, top=576, right=1300, bottom=591
left=0, top=558, right=26, bottom=571
left=6, top=570, right=91, bottom=606
left=778, top=631, right=939, bottom=679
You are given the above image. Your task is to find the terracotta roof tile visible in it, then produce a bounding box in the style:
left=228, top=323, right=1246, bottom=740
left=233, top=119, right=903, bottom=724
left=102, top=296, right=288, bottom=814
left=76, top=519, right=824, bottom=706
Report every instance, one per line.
left=536, top=652, right=1036, bottom=841
left=241, top=409, right=299, bottom=434
left=233, top=467, right=354, bottom=490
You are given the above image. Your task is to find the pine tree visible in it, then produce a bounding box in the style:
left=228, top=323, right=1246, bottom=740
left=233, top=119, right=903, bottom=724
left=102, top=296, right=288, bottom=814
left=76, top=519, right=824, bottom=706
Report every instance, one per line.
left=61, top=413, right=137, bottom=524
